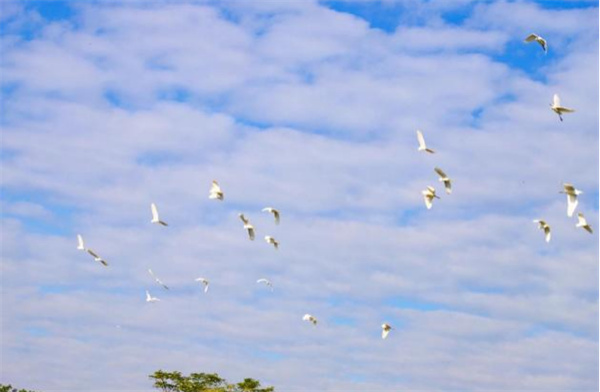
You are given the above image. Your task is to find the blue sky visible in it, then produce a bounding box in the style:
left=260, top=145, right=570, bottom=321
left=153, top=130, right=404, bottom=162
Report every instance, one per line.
left=1, top=0, right=598, bottom=390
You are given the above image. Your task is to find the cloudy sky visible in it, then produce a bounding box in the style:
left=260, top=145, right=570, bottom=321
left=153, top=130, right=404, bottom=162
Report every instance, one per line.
left=1, top=0, right=598, bottom=390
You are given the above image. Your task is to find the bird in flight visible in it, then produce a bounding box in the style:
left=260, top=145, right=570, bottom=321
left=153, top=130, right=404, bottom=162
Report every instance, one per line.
left=209, top=180, right=224, bottom=201
left=150, top=203, right=168, bottom=226
left=576, top=213, right=593, bottom=234
left=434, top=167, right=452, bottom=194
left=524, top=33, right=547, bottom=53
left=533, top=219, right=551, bottom=243
left=560, top=183, right=582, bottom=217
left=262, top=207, right=280, bottom=225
left=550, top=94, right=575, bottom=122
left=416, top=130, right=435, bottom=154
left=239, top=213, right=255, bottom=240
left=256, top=278, right=273, bottom=291
left=76, top=234, right=86, bottom=251
left=422, top=186, right=440, bottom=209
left=264, top=235, right=279, bottom=250
left=303, top=314, right=318, bottom=326
left=86, top=249, right=108, bottom=266
left=148, top=269, right=169, bottom=290
left=145, top=290, right=160, bottom=303
left=381, top=323, right=393, bottom=339
left=195, top=277, right=210, bottom=293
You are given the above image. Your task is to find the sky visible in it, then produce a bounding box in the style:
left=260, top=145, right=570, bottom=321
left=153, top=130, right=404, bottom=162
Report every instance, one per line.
left=0, top=0, right=598, bottom=391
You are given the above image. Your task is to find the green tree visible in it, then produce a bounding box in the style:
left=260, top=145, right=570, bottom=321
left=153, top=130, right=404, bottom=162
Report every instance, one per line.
left=0, top=384, right=37, bottom=392
left=149, top=370, right=274, bottom=392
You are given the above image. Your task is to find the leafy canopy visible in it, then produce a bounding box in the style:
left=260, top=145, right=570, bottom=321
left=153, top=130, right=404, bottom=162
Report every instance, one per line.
left=0, top=385, right=37, bottom=392
left=150, top=370, right=274, bottom=392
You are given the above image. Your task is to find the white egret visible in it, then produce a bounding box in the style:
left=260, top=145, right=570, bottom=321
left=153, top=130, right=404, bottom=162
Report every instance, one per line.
left=209, top=180, right=224, bottom=201
left=303, top=314, right=317, bottom=326
left=145, top=290, right=160, bottom=302
left=382, top=323, right=392, bottom=339
left=422, top=186, right=440, bottom=209
left=524, top=33, right=547, bottom=53
left=550, top=94, right=575, bottom=122
left=86, top=249, right=108, bottom=266
left=416, top=130, right=435, bottom=154
left=150, top=203, right=168, bottom=226
left=262, top=207, right=280, bottom=225
left=148, top=269, right=169, bottom=290
left=434, top=167, right=452, bottom=194
left=533, top=219, right=551, bottom=243
left=264, top=235, right=279, bottom=250
left=195, top=277, right=210, bottom=293
left=576, top=213, right=593, bottom=234
left=256, top=278, right=273, bottom=291
left=239, top=213, right=255, bottom=240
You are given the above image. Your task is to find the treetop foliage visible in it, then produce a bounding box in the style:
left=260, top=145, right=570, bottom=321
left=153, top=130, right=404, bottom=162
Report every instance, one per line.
left=0, top=384, right=37, bottom=392
left=149, top=370, right=274, bottom=392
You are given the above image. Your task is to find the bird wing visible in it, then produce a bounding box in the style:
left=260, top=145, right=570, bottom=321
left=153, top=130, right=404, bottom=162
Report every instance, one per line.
left=544, top=226, right=551, bottom=242
left=567, top=194, right=578, bottom=217
left=87, top=249, right=99, bottom=258
left=77, top=234, right=85, bottom=250
left=210, top=181, right=221, bottom=193
left=247, top=226, right=255, bottom=241
left=558, top=107, right=575, bottom=113
left=443, top=180, right=452, bottom=194
left=538, top=38, right=547, bottom=53
left=239, top=213, right=248, bottom=224
left=416, top=130, right=427, bottom=149
left=434, top=167, right=447, bottom=179
left=577, top=213, right=587, bottom=226
left=382, top=329, right=390, bottom=339
left=423, top=194, right=433, bottom=209
left=151, top=203, right=160, bottom=221
left=146, top=290, right=151, bottom=301
left=524, top=33, right=538, bottom=42
left=149, top=270, right=167, bottom=288
left=273, top=209, right=280, bottom=224
left=157, top=279, right=169, bottom=290
left=553, top=94, right=561, bottom=107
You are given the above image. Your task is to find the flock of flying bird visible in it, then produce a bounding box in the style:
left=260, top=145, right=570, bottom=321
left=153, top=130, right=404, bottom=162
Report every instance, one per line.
left=74, top=32, right=593, bottom=341
left=521, top=35, right=593, bottom=240
left=76, top=180, right=278, bottom=303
